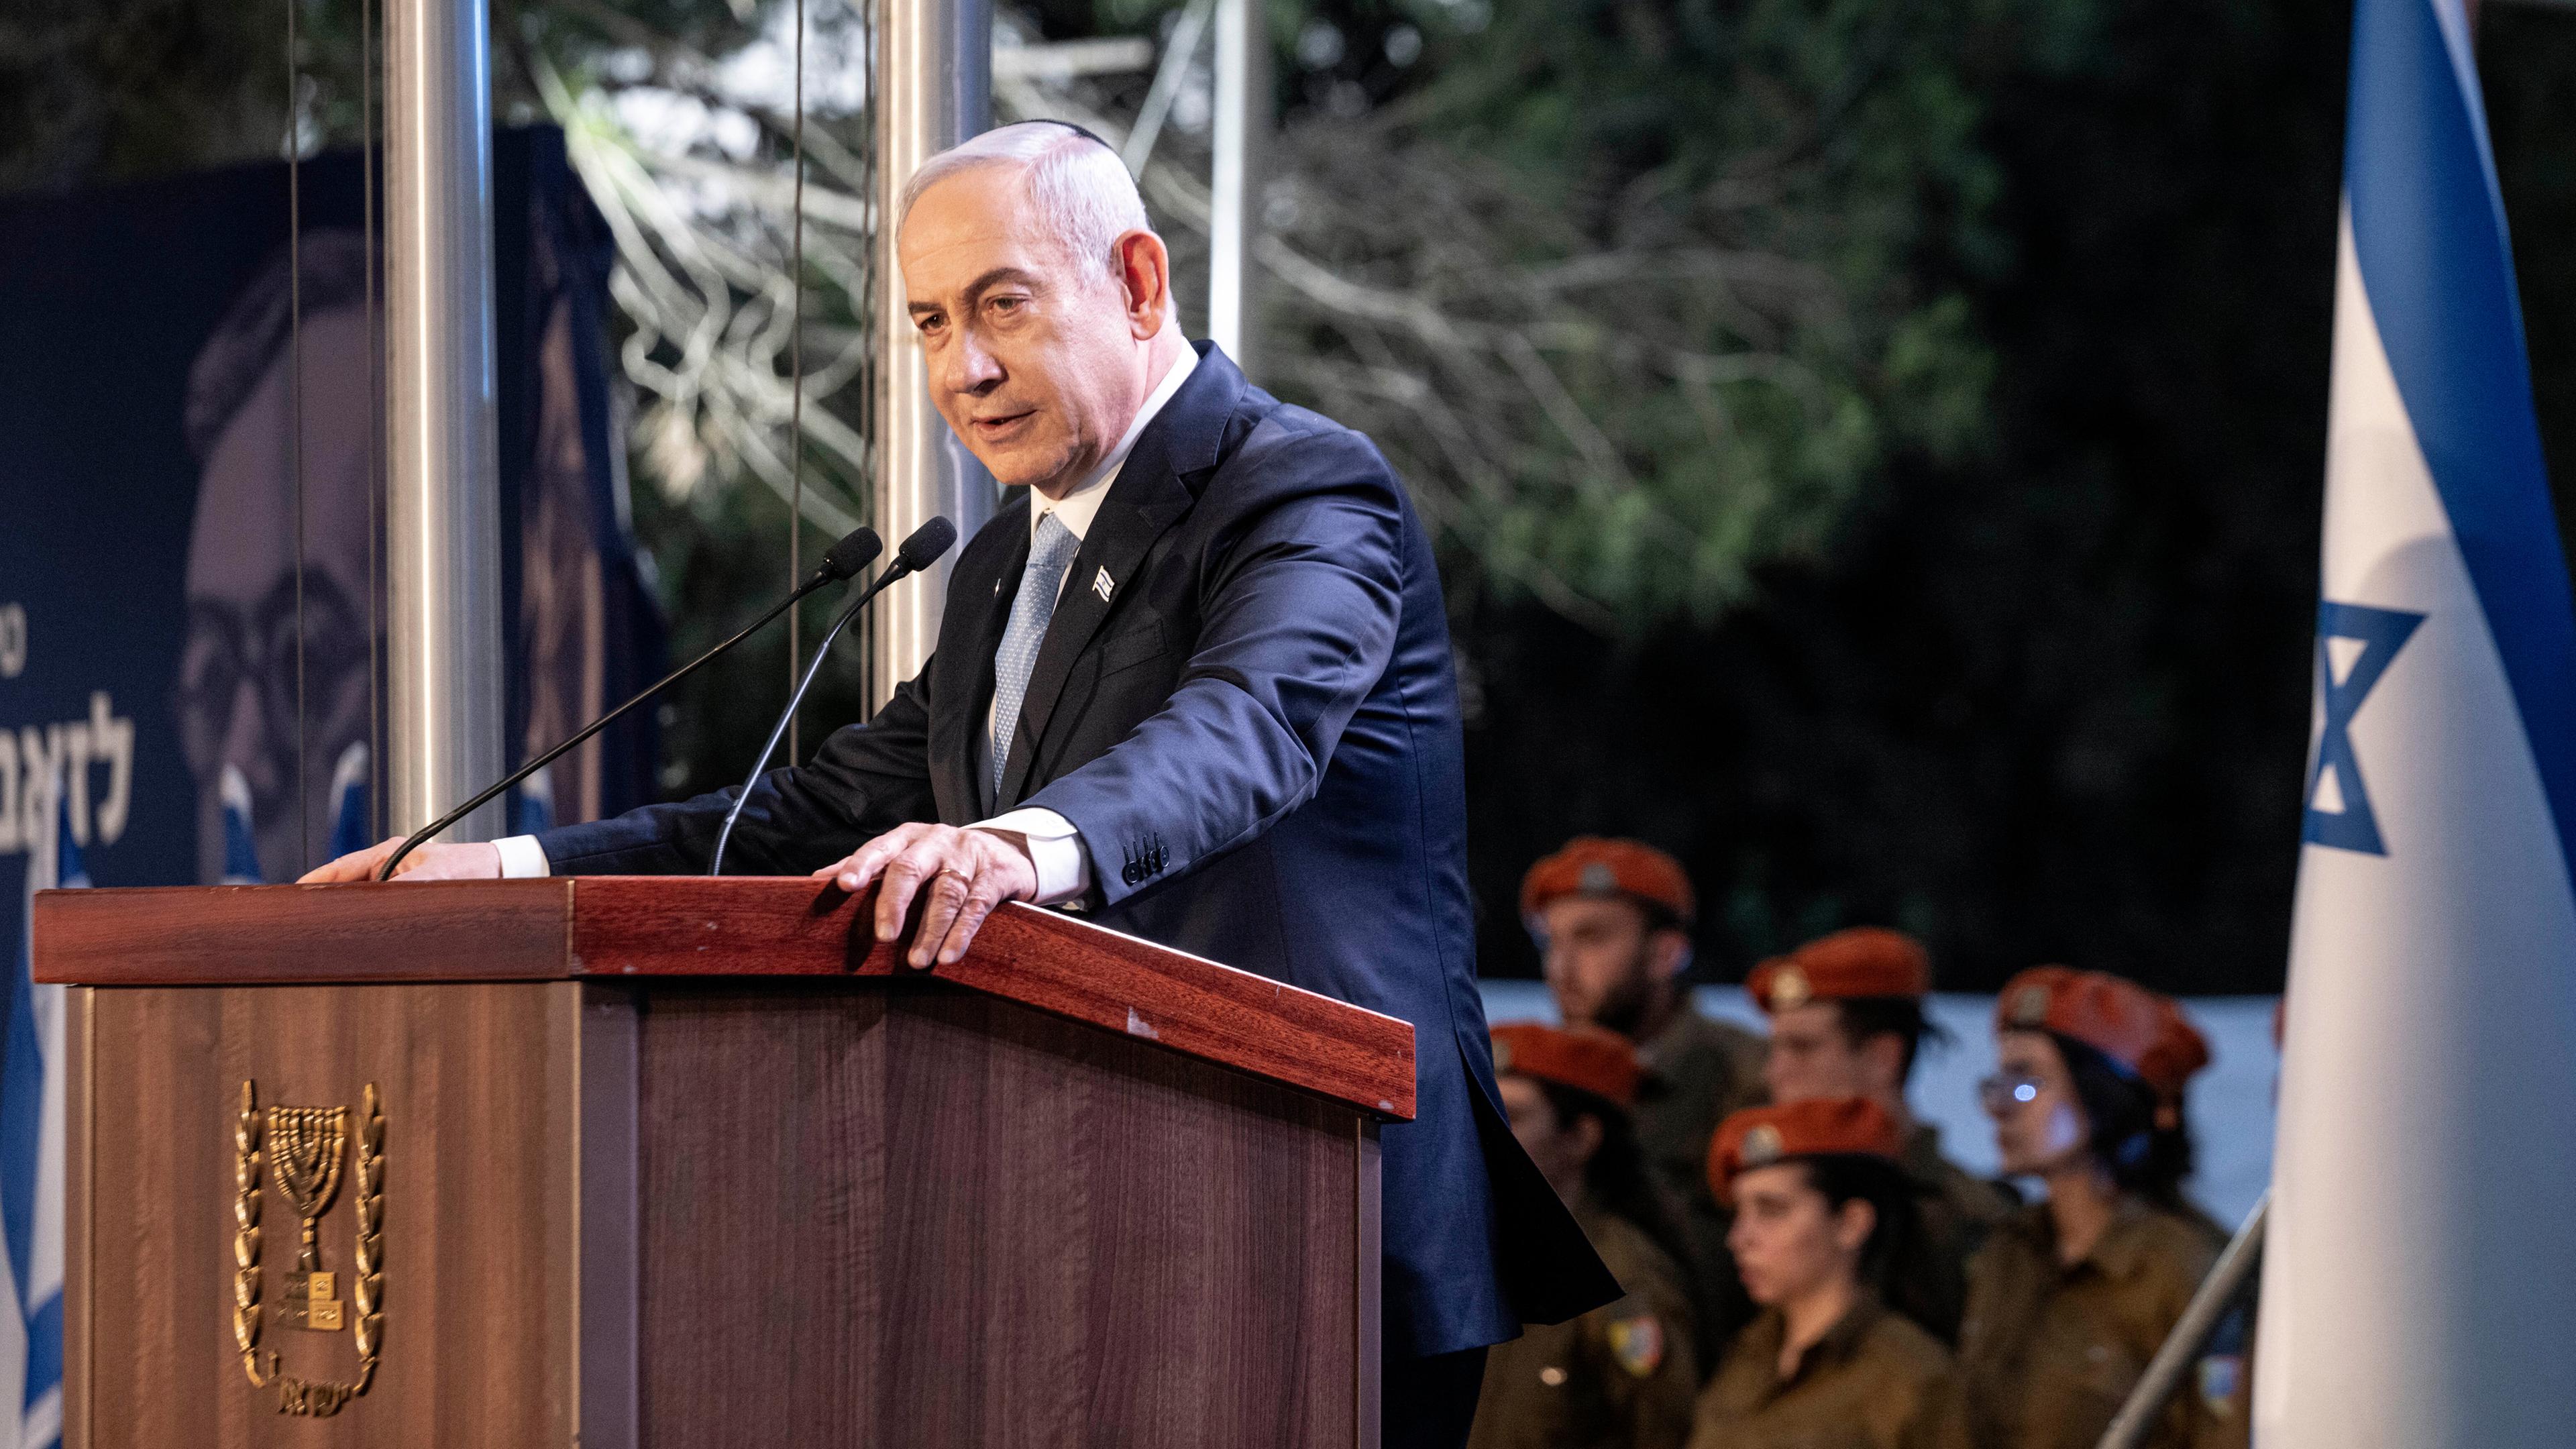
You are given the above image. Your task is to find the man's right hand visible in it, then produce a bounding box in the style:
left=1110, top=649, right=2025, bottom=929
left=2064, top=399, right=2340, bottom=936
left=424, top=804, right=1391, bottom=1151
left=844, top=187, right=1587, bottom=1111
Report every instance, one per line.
left=297, top=836, right=502, bottom=883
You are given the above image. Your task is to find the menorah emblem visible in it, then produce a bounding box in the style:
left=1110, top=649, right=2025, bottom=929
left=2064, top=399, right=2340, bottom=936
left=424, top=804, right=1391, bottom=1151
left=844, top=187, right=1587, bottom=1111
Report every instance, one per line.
left=232, top=1081, right=387, bottom=1417
left=269, top=1103, right=348, bottom=1332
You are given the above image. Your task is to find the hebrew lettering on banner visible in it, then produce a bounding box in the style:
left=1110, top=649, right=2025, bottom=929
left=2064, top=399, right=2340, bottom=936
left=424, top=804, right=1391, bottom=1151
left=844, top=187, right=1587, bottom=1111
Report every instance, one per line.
left=0, top=125, right=662, bottom=1446
left=0, top=696, right=136, bottom=860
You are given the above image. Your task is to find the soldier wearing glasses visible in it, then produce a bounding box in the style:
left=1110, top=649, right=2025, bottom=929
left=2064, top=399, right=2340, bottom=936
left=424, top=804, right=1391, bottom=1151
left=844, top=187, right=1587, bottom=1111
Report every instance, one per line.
left=1956, top=968, right=2245, bottom=1449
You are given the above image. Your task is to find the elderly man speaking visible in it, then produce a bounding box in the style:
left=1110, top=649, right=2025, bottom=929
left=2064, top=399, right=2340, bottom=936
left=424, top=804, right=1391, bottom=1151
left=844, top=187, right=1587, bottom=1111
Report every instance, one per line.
left=306, top=120, right=1613, bottom=1441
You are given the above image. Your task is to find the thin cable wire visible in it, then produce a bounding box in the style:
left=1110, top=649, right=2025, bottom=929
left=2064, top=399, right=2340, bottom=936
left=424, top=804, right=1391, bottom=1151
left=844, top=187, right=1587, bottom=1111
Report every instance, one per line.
left=288, top=0, right=310, bottom=875
left=788, top=0, right=807, bottom=761
left=363, top=0, right=382, bottom=842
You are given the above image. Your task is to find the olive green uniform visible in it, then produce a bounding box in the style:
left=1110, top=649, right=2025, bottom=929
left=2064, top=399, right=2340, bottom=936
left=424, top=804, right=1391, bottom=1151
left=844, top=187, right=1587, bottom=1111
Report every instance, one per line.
left=1686, top=1297, right=1974, bottom=1449
left=1630, top=1008, right=1768, bottom=1353
left=1469, top=1206, right=1700, bottom=1449
left=1957, top=1201, right=2249, bottom=1449
left=1897, top=1122, right=2019, bottom=1342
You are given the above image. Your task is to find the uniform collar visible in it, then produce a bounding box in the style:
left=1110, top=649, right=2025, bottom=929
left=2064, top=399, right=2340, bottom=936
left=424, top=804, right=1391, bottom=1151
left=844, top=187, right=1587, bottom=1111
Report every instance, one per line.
left=1027, top=344, right=1197, bottom=545
left=1746, top=1294, right=1888, bottom=1391
left=1804, top=1295, right=1888, bottom=1372
left=1633, top=1002, right=1723, bottom=1079
left=2001, top=1195, right=2164, bottom=1281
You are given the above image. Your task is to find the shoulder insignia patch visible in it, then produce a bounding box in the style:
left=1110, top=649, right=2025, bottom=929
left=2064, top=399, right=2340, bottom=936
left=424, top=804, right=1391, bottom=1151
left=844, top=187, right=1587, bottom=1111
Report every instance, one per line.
left=2196, top=1353, right=2243, bottom=1416
left=1606, top=1314, right=1665, bottom=1378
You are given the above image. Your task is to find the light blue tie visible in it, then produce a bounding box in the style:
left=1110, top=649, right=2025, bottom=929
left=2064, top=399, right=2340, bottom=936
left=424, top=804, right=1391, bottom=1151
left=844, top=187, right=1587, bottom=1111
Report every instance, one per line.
left=991, top=511, right=1081, bottom=803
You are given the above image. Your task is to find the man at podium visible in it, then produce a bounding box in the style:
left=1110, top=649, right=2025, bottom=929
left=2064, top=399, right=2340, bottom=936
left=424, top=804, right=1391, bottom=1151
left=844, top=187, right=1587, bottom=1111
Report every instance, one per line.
left=308, top=121, right=1616, bottom=1446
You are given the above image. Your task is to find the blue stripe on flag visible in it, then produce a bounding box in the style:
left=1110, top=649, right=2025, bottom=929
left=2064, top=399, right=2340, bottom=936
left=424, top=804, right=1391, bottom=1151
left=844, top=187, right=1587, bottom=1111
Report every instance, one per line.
left=0, top=932, right=40, bottom=1342
left=18, top=1291, right=56, bottom=1418
left=4, top=790, right=74, bottom=1445
left=2345, top=0, right=2576, bottom=884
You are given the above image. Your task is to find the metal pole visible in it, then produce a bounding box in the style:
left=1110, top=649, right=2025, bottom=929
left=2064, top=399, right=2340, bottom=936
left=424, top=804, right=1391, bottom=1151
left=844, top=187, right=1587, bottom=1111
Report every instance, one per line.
left=869, top=0, right=995, bottom=707
left=382, top=0, right=506, bottom=840
left=2096, top=1192, right=2269, bottom=1449
left=1207, top=0, right=1266, bottom=367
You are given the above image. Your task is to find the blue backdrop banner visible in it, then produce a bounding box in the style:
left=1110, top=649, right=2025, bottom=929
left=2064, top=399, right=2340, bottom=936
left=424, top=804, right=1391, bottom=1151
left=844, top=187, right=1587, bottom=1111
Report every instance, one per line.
left=0, top=125, right=662, bottom=1442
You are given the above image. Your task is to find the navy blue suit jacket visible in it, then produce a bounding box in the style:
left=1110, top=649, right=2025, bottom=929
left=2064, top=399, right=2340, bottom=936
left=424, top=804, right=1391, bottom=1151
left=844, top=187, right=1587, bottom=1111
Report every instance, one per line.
left=536, top=343, right=1618, bottom=1355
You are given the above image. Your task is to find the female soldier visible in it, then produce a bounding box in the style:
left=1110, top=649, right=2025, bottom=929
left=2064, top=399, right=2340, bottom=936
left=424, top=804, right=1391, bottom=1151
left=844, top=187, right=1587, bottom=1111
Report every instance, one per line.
left=1957, top=967, right=2244, bottom=1449
left=1470, top=1022, right=1700, bottom=1449
left=1687, top=1098, right=1972, bottom=1449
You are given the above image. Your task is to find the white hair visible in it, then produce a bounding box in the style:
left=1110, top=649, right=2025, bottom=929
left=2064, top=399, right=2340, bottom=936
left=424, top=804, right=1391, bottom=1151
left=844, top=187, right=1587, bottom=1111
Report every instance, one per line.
left=898, top=121, right=1152, bottom=280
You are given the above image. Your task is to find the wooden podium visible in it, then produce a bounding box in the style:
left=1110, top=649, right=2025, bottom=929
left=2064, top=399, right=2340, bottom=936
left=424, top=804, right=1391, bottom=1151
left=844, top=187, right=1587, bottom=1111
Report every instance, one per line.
left=33, top=877, right=1411, bottom=1448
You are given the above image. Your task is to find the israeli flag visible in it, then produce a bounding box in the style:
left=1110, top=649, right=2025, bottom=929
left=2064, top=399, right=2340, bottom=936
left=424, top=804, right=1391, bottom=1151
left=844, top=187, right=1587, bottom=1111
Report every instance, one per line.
left=0, top=782, right=76, bottom=1449
left=2255, top=0, right=2576, bottom=1443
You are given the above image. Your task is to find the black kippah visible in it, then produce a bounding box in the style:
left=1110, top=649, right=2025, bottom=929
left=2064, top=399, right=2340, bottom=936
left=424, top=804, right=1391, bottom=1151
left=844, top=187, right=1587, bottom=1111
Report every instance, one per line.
left=1041, top=119, right=1119, bottom=153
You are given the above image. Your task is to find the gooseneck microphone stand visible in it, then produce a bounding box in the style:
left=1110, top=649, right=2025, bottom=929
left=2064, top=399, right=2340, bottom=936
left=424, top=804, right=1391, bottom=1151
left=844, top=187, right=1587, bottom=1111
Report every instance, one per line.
left=708, top=517, right=959, bottom=876
left=372, top=527, right=884, bottom=880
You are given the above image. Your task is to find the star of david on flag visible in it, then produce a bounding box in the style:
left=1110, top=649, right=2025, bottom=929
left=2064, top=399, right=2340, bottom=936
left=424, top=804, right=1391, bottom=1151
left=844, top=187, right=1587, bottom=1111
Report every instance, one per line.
left=2257, top=1, right=2576, bottom=1444
left=2303, top=600, right=2425, bottom=855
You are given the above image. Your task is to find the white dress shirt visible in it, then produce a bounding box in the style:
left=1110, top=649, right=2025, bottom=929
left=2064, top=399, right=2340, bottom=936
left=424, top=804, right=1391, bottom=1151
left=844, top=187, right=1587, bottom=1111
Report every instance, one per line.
left=493, top=344, right=1199, bottom=907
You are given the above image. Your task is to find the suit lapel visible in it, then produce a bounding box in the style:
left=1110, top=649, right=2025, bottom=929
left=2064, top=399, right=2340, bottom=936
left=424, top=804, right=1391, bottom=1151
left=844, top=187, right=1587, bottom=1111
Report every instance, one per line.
left=995, top=344, right=1246, bottom=807
left=932, top=494, right=1029, bottom=820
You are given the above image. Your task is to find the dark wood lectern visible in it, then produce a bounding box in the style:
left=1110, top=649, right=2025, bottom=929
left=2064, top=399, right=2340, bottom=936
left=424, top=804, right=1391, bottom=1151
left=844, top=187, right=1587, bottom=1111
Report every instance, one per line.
left=34, top=877, right=1411, bottom=1448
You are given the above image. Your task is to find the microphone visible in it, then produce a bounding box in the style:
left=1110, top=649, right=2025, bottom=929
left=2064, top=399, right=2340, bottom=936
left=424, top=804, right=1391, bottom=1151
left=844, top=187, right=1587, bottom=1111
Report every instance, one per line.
left=708, top=517, right=959, bottom=875
left=374, top=527, right=884, bottom=881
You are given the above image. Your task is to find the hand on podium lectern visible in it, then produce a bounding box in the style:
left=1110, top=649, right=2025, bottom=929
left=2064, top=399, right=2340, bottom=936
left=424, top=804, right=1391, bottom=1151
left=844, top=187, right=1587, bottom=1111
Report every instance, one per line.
left=814, top=822, right=1039, bottom=969
left=299, top=836, right=502, bottom=883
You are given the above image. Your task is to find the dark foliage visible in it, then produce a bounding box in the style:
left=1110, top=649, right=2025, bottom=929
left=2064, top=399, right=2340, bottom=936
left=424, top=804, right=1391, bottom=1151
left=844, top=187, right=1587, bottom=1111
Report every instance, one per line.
left=1467, top=0, right=2354, bottom=995
left=1470, top=0, right=2576, bottom=998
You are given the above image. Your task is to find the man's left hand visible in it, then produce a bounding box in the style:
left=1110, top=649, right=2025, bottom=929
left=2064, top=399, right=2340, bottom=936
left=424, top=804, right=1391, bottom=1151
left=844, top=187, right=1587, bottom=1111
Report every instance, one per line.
left=812, top=824, right=1039, bottom=968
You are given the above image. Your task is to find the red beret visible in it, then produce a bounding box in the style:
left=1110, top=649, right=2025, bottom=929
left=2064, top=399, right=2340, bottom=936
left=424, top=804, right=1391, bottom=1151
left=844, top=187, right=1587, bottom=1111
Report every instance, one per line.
left=1996, top=966, right=2210, bottom=1100
left=1709, top=1097, right=1904, bottom=1197
left=1491, top=1022, right=1644, bottom=1109
left=1521, top=837, right=1696, bottom=925
left=1748, top=927, right=1931, bottom=1012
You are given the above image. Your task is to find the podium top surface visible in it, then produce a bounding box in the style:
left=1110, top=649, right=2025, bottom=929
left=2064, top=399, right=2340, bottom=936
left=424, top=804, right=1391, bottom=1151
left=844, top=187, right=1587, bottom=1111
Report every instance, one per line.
left=32, top=877, right=1415, bottom=1118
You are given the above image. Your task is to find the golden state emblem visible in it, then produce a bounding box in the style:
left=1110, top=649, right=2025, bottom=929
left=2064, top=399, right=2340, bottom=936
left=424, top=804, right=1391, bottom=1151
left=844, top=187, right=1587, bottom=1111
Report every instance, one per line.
left=231, top=1081, right=389, bottom=1418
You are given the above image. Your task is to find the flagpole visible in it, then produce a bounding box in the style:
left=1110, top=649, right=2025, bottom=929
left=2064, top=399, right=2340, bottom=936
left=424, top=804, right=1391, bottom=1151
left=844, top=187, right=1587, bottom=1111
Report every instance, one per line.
left=867, top=0, right=994, bottom=709
left=1206, top=0, right=1265, bottom=369
left=383, top=0, right=506, bottom=841
left=2094, top=1193, right=2267, bottom=1449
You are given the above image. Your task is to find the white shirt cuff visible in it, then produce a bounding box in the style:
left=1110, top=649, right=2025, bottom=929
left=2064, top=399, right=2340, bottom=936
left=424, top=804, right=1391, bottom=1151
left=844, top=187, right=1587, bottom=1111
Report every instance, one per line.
left=493, top=835, right=552, bottom=879
left=969, top=808, right=1090, bottom=906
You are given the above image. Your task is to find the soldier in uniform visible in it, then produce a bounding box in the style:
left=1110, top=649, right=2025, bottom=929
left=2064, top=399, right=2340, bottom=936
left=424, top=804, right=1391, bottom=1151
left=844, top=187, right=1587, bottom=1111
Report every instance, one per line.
left=1687, top=1097, right=1973, bottom=1449
left=1471, top=1022, right=1699, bottom=1449
left=1522, top=838, right=1768, bottom=1350
left=1748, top=927, right=2016, bottom=1340
left=1957, top=967, right=2246, bottom=1449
